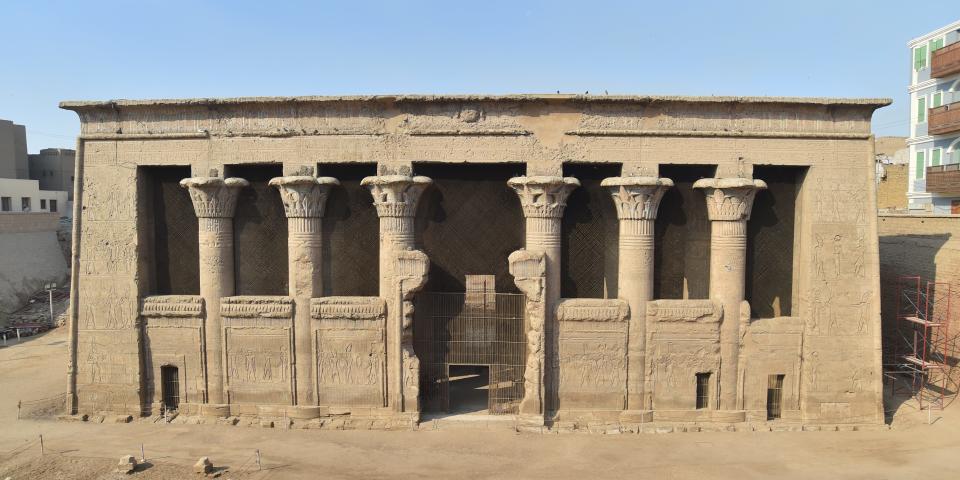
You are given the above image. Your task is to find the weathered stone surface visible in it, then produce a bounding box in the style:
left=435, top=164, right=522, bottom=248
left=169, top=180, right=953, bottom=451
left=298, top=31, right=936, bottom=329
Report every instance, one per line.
left=61, top=94, right=887, bottom=427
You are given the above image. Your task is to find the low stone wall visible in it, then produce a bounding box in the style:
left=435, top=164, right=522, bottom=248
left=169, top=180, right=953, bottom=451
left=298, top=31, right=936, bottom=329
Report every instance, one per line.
left=0, top=213, right=69, bottom=326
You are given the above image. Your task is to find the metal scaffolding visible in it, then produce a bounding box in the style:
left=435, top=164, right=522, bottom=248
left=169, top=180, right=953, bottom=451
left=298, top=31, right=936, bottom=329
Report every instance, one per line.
left=886, top=276, right=955, bottom=410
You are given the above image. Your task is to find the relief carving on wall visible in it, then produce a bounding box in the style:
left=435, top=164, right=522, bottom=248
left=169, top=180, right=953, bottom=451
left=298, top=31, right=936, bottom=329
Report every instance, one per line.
left=313, top=297, right=387, bottom=407
left=392, top=250, right=429, bottom=412
left=509, top=249, right=546, bottom=415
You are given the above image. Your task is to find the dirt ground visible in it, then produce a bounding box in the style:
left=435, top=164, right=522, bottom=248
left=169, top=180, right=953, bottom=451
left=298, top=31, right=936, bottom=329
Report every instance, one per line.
left=2, top=327, right=958, bottom=479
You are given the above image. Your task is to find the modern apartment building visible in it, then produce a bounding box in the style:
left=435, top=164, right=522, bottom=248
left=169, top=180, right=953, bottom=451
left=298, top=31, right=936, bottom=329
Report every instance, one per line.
left=29, top=148, right=75, bottom=200
left=907, top=20, right=960, bottom=213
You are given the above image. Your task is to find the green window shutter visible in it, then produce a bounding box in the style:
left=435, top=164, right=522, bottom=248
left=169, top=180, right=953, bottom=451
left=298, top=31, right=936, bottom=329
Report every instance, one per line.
left=917, top=151, right=926, bottom=179
left=915, top=47, right=923, bottom=70
left=933, top=91, right=943, bottom=108
left=933, top=149, right=942, bottom=166
left=932, top=38, right=944, bottom=51
left=918, top=97, right=927, bottom=123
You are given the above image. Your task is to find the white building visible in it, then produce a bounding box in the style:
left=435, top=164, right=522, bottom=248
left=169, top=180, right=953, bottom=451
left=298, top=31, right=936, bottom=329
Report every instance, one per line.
left=907, top=20, right=960, bottom=212
left=0, top=178, right=69, bottom=217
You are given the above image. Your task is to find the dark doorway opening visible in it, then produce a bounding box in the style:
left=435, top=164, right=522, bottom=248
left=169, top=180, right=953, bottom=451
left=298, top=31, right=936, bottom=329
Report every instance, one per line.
left=160, top=365, right=180, bottom=412
left=317, top=163, right=379, bottom=296
left=448, top=365, right=490, bottom=414
left=561, top=163, right=622, bottom=299
left=655, top=164, right=716, bottom=300
left=747, top=166, right=805, bottom=318
left=138, top=166, right=199, bottom=295
left=225, top=164, right=288, bottom=295
left=413, top=163, right=525, bottom=293
left=767, top=374, right=785, bottom=420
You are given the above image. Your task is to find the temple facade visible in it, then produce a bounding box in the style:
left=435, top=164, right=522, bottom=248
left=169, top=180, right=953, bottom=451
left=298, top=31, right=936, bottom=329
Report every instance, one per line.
left=61, top=94, right=888, bottom=428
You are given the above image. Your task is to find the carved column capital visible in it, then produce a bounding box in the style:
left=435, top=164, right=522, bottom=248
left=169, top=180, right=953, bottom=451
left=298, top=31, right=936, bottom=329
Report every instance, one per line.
left=601, top=176, right=673, bottom=220
left=507, top=176, right=580, bottom=219
left=508, top=249, right=546, bottom=302
left=361, top=175, right=432, bottom=218
left=180, top=177, right=249, bottom=218
left=693, top=178, right=767, bottom=221
left=268, top=176, right=339, bottom=218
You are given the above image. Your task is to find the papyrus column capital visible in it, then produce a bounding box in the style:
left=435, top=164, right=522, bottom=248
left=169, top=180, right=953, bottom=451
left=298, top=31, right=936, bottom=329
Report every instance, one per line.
left=362, top=175, right=432, bottom=218
left=601, top=176, right=673, bottom=221
left=507, top=176, right=580, bottom=219
left=693, top=178, right=767, bottom=222
left=180, top=177, right=249, bottom=218
left=269, top=176, right=339, bottom=218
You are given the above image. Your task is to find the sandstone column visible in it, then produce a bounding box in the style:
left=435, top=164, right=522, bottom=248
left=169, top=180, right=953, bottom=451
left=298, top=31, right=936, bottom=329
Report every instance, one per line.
left=269, top=175, right=339, bottom=408
left=181, top=176, right=249, bottom=407
left=361, top=175, right=432, bottom=413
left=694, top=178, right=766, bottom=412
left=508, top=176, right=579, bottom=414
left=601, top=176, right=672, bottom=414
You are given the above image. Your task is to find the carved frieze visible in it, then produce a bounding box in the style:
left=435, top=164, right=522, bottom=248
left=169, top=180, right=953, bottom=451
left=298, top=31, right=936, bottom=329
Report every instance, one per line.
left=220, top=296, right=294, bottom=318
left=556, top=298, right=630, bottom=323
left=311, top=296, right=386, bottom=321
left=647, top=300, right=722, bottom=323
left=140, top=295, right=204, bottom=318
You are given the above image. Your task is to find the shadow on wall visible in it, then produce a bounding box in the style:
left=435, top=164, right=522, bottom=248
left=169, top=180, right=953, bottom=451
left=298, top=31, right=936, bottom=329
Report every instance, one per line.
left=878, top=230, right=958, bottom=414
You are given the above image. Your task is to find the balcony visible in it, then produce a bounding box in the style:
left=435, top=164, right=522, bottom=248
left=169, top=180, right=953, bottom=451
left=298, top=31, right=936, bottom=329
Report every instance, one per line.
left=929, top=102, right=960, bottom=135
left=932, top=41, right=960, bottom=78
left=926, top=164, right=960, bottom=196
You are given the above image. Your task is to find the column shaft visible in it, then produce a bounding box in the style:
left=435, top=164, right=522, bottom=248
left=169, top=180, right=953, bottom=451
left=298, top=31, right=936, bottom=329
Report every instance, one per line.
left=694, top=177, right=765, bottom=412
left=270, top=174, right=338, bottom=408
left=289, top=217, right=322, bottom=405
left=198, top=217, right=234, bottom=404
left=709, top=219, right=747, bottom=410
left=602, top=176, right=672, bottom=414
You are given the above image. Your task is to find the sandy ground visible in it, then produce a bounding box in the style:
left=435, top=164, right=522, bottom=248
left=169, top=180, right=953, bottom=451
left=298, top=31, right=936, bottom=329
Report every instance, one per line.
left=2, top=327, right=959, bottom=479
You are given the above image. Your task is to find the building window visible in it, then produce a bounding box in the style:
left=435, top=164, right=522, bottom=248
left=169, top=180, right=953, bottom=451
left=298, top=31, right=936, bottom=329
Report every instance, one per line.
left=916, top=151, right=926, bottom=179
left=933, top=148, right=942, bottom=166
left=918, top=97, right=926, bottom=123
left=49, top=199, right=57, bottom=213
left=915, top=45, right=928, bottom=71
left=931, top=37, right=944, bottom=52
left=695, top=372, right=711, bottom=409
left=766, top=374, right=785, bottom=420
left=21, top=197, right=30, bottom=212
left=933, top=91, right=943, bottom=108
left=1, top=197, right=10, bottom=212
left=40, top=199, right=46, bottom=209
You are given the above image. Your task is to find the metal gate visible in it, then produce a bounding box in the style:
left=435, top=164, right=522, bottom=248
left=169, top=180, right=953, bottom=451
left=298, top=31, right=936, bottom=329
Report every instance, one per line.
left=414, top=292, right=525, bottom=415
left=160, top=366, right=180, bottom=411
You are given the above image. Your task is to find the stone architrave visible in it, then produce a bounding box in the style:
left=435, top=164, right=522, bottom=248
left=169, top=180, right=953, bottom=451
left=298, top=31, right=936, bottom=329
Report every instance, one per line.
left=508, top=249, right=546, bottom=420
left=269, top=175, right=339, bottom=409
left=507, top=176, right=579, bottom=414
left=361, top=175, right=432, bottom=413
left=180, top=176, right=248, bottom=406
left=601, top=176, right=672, bottom=414
left=693, top=177, right=766, bottom=412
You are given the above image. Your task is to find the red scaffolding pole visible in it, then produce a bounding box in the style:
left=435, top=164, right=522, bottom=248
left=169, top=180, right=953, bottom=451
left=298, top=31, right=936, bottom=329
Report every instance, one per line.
left=890, top=275, right=953, bottom=410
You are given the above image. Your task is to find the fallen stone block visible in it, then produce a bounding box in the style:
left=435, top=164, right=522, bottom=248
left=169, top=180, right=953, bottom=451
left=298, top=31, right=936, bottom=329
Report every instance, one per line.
left=117, top=455, right=137, bottom=474
left=194, top=456, right=213, bottom=474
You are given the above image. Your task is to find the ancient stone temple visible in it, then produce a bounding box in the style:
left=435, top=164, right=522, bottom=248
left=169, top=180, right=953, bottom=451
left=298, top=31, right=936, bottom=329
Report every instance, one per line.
left=60, top=94, right=888, bottom=428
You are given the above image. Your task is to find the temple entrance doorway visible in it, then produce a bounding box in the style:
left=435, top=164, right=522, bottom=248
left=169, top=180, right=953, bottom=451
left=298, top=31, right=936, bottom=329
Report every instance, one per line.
left=414, top=292, right=525, bottom=415
left=412, top=163, right=526, bottom=415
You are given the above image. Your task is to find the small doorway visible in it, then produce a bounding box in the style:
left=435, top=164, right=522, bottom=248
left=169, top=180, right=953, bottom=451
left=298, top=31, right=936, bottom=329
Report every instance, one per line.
left=160, top=365, right=180, bottom=412
left=448, top=365, right=490, bottom=414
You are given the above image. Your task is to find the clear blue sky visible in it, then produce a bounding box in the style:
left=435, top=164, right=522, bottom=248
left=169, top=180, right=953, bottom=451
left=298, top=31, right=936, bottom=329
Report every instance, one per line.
left=0, top=0, right=951, bottom=151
